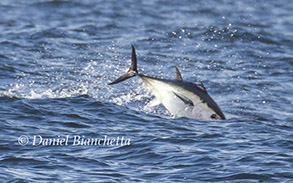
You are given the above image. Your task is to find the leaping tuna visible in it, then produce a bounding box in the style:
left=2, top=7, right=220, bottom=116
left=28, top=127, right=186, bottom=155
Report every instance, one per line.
left=109, top=45, right=225, bottom=121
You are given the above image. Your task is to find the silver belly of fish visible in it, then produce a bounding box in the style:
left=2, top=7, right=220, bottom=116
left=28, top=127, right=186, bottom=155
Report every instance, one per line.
left=139, top=76, right=216, bottom=121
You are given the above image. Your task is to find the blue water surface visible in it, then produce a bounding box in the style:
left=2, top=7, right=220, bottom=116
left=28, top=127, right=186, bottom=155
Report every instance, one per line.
left=0, top=0, right=292, bottom=182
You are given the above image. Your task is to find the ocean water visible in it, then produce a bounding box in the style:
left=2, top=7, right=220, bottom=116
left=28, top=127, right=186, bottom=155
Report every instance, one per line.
left=0, top=0, right=292, bottom=182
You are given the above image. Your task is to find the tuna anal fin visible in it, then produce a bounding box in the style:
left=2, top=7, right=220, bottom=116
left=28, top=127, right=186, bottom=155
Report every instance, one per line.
left=147, top=98, right=161, bottom=107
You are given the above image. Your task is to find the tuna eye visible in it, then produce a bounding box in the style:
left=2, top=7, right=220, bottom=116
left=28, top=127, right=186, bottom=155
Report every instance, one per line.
left=211, top=114, right=217, bottom=119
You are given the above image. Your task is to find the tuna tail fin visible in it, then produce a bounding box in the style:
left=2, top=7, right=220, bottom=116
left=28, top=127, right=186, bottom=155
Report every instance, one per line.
left=108, top=45, right=138, bottom=85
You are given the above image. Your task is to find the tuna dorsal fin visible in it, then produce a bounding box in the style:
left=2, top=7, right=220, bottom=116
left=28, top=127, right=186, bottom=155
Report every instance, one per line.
left=175, top=66, right=183, bottom=81
left=198, top=82, right=207, bottom=92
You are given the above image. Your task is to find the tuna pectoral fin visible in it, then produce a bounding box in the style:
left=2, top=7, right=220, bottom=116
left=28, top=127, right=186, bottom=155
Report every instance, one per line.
left=173, top=92, right=194, bottom=106
left=147, top=97, right=161, bottom=107
left=108, top=71, right=135, bottom=85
